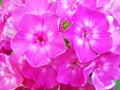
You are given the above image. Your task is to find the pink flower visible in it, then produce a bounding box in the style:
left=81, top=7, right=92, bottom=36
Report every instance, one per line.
left=11, top=13, right=66, bottom=67
left=56, top=0, right=96, bottom=19
left=64, top=5, right=112, bottom=62
left=56, top=48, right=91, bottom=87
left=87, top=52, right=120, bottom=90
left=0, top=54, right=23, bottom=90
left=10, top=54, right=59, bottom=89
left=12, top=0, right=57, bottom=26
left=9, top=54, right=39, bottom=80
left=108, top=0, right=120, bottom=25
left=1, top=0, right=24, bottom=18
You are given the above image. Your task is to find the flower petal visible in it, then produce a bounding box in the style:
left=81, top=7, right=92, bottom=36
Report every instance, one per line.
left=89, top=35, right=112, bottom=53
left=74, top=37, right=96, bottom=62
left=11, top=32, right=31, bottom=55
left=36, top=65, right=58, bottom=89
left=46, top=33, right=66, bottom=58
left=18, top=14, right=42, bottom=32
left=42, top=14, right=60, bottom=37
left=25, top=0, right=49, bottom=15
left=25, top=44, right=50, bottom=67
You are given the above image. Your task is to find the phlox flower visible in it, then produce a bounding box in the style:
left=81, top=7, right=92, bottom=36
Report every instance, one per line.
left=0, top=0, right=23, bottom=42
left=0, top=0, right=120, bottom=89
left=1, top=0, right=24, bottom=18
left=11, top=13, right=66, bottom=67
left=0, top=54, right=23, bottom=90
left=12, top=0, right=57, bottom=26
left=9, top=54, right=39, bottom=80
left=64, top=5, right=112, bottom=62
left=56, top=48, right=92, bottom=87
left=10, top=54, right=59, bottom=89
left=85, top=52, right=120, bottom=90
left=108, top=0, right=120, bottom=25
left=56, top=0, right=96, bottom=19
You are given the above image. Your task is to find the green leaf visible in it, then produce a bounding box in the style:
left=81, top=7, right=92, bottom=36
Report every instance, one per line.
left=62, top=20, right=71, bottom=30
left=64, top=38, right=70, bottom=48
left=0, top=0, right=2, bottom=6
left=115, top=80, right=120, bottom=90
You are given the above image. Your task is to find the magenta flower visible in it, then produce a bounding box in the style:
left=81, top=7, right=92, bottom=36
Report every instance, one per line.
left=1, top=0, right=120, bottom=89
left=9, top=54, right=39, bottom=80
left=1, top=0, right=24, bottom=18
left=64, top=5, right=112, bottom=62
left=10, top=55, right=59, bottom=89
left=11, top=13, right=66, bottom=67
left=56, top=0, right=96, bottom=19
left=12, top=0, right=57, bottom=26
left=87, top=52, right=120, bottom=90
left=56, top=48, right=91, bottom=87
left=108, top=0, right=120, bottom=24
left=0, top=54, right=23, bottom=90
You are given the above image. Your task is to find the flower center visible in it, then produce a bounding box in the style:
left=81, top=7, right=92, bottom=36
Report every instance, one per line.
left=72, top=61, right=79, bottom=67
left=71, top=3, right=77, bottom=10
left=36, top=36, right=44, bottom=43
left=83, top=31, right=89, bottom=37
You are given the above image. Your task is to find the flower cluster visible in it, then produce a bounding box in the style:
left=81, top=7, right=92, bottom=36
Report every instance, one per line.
left=0, top=0, right=120, bottom=90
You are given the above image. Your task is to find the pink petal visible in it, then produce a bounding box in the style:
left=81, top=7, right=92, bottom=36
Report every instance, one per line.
left=42, top=14, right=60, bottom=36
left=25, top=0, right=49, bottom=15
left=89, top=34, right=112, bottom=53
left=92, top=71, right=106, bottom=90
left=84, top=62, right=96, bottom=82
left=81, top=0, right=97, bottom=10
left=92, top=70, right=116, bottom=90
left=57, top=64, right=72, bottom=84
left=56, top=0, right=75, bottom=18
left=72, top=5, right=92, bottom=26
left=90, top=11, right=109, bottom=32
left=36, top=65, right=58, bottom=89
left=25, top=44, right=50, bottom=67
left=74, top=37, right=96, bottom=62
left=46, top=33, right=66, bottom=58
left=11, top=31, right=31, bottom=55
left=12, top=6, right=28, bottom=24
left=18, top=14, right=42, bottom=32
left=70, top=68, right=85, bottom=87
left=0, top=54, right=23, bottom=90
left=21, top=61, right=40, bottom=80
left=48, top=1, right=58, bottom=13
